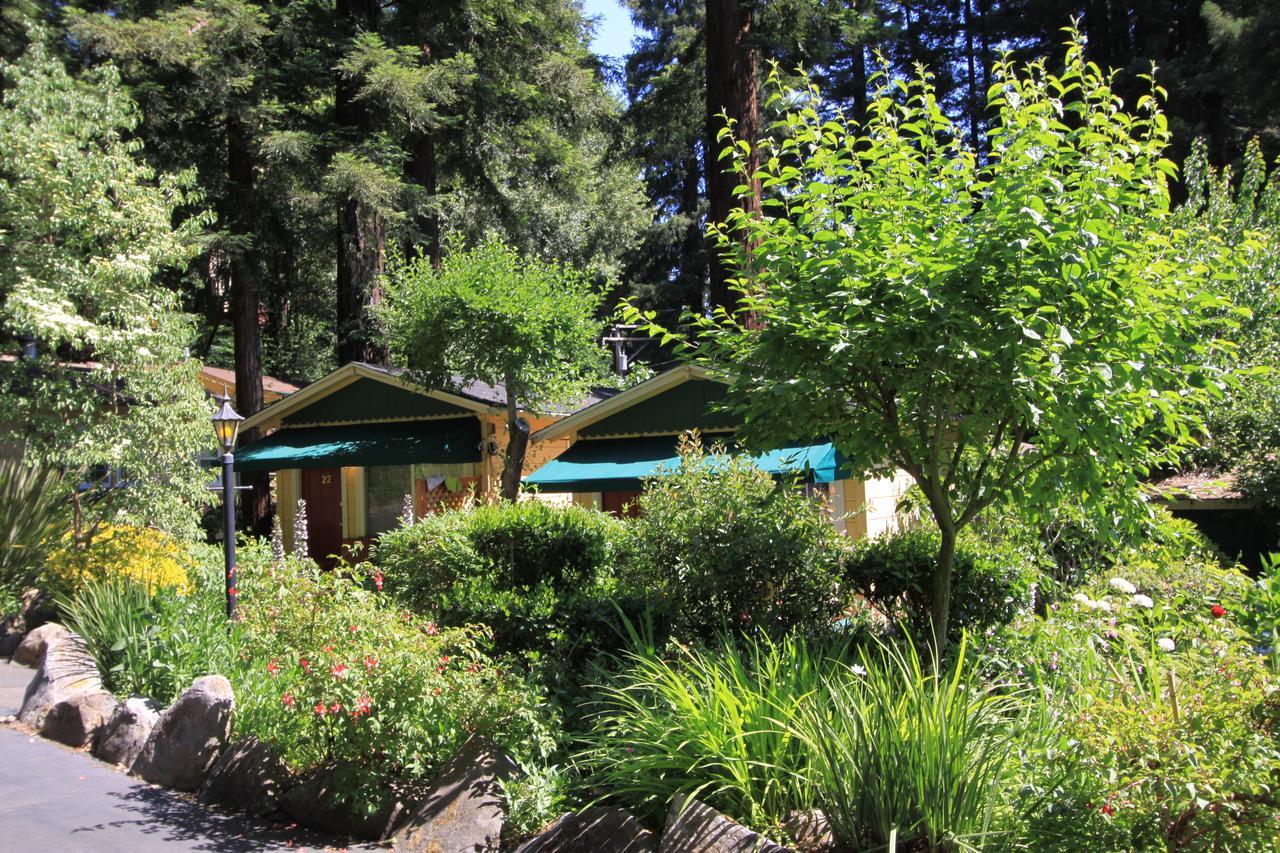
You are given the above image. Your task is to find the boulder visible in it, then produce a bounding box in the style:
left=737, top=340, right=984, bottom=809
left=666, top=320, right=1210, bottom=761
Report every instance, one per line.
left=393, top=735, right=517, bottom=852
left=281, top=768, right=407, bottom=840
left=18, top=630, right=102, bottom=730
left=659, top=796, right=792, bottom=853
left=782, top=810, right=835, bottom=852
left=42, top=690, right=119, bottom=748
left=515, top=807, right=658, bottom=853
left=1, top=588, right=53, bottom=641
left=13, top=622, right=71, bottom=668
left=198, top=736, right=295, bottom=818
left=93, top=696, right=162, bottom=768
left=130, top=675, right=234, bottom=791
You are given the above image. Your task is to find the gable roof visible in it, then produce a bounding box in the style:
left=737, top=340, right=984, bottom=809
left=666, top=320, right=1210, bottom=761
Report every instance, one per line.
left=532, top=365, right=728, bottom=443
left=242, top=362, right=505, bottom=431
left=198, top=364, right=298, bottom=403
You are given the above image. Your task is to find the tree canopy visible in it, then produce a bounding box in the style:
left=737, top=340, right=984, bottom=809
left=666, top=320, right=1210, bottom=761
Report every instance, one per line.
left=630, top=34, right=1241, bottom=646
left=0, top=37, right=211, bottom=541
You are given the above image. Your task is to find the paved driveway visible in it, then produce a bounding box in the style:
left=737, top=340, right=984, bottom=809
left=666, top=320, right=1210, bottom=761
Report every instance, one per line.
left=0, top=661, right=377, bottom=852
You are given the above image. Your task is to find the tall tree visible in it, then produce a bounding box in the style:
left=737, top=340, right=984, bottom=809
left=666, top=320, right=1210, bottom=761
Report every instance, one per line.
left=631, top=40, right=1237, bottom=649
left=0, top=37, right=211, bottom=541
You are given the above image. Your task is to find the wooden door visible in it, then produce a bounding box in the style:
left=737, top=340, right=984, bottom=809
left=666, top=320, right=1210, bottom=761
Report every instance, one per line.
left=602, top=489, right=642, bottom=519
left=301, top=467, right=344, bottom=566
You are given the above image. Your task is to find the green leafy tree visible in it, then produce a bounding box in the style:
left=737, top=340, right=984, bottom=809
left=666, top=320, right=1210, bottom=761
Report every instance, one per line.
left=381, top=241, right=609, bottom=501
left=631, top=36, right=1238, bottom=649
left=0, top=38, right=211, bottom=543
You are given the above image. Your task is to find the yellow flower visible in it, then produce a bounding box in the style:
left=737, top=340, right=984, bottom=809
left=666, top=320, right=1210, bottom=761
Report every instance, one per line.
left=45, top=525, right=191, bottom=595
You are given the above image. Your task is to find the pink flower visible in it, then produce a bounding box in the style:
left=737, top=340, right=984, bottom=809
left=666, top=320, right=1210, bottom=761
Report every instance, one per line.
left=267, top=660, right=280, bottom=677
left=425, top=622, right=439, bottom=637
left=331, top=663, right=348, bottom=679
left=349, top=624, right=359, bottom=634
left=363, top=656, right=379, bottom=671
left=354, top=695, right=373, bottom=717
left=330, top=701, right=343, bottom=714
left=281, top=692, right=295, bottom=707
left=314, top=701, right=327, bottom=716
left=374, top=571, right=384, bottom=591
left=299, top=657, right=312, bottom=673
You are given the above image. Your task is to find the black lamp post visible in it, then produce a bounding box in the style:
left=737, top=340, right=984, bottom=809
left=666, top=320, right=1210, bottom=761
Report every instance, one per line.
left=211, top=391, right=244, bottom=620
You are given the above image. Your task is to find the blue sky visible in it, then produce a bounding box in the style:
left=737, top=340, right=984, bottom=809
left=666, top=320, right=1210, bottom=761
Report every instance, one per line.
left=582, top=0, right=639, bottom=59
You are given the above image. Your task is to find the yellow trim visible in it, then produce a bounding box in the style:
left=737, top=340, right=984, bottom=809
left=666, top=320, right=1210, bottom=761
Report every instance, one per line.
left=341, top=466, right=366, bottom=539
left=276, top=469, right=301, bottom=552
left=532, top=365, right=720, bottom=444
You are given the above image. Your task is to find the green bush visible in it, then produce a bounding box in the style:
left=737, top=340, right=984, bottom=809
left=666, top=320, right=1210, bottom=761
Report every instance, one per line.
left=623, top=437, right=846, bottom=642
left=844, top=526, right=1042, bottom=642
left=232, top=547, right=555, bottom=820
left=373, top=502, right=633, bottom=708
left=582, top=631, right=838, bottom=834
left=0, top=452, right=67, bottom=595
left=57, top=544, right=239, bottom=704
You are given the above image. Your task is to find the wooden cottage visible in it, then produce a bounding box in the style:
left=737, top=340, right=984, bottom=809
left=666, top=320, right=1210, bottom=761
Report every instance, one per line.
left=524, top=365, right=914, bottom=539
left=235, top=362, right=604, bottom=561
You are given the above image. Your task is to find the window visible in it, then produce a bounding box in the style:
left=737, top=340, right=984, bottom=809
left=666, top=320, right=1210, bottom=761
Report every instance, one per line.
left=365, top=465, right=411, bottom=535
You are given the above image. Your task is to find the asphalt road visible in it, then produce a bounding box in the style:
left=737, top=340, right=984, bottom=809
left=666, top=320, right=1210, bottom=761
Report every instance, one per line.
left=0, top=660, right=377, bottom=853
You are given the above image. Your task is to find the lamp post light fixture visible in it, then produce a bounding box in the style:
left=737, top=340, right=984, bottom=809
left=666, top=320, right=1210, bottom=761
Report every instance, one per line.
left=211, top=390, right=244, bottom=620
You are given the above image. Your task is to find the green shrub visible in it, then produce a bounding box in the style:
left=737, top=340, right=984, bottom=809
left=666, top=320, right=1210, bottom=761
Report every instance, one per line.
left=232, top=547, right=555, bottom=820
left=58, top=547, right=239, bottom=703
left=792, top=636, right=1024, bottom=850
left=0, top=453, right=67, bottom=593
left=623, top=437, right=846, bottom=642
left=582, top=631, right=839, bottom=834
left=373, top=503, right=632, bottom=709
left=844, top=526, right=1042, bottom=642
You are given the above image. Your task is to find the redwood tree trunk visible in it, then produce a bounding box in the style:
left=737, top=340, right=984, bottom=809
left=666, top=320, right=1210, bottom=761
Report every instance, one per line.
left=227, top=113, right=270, bottom=532
left=335, top=0, right=387, bottom=366
left=704, top=0, right=761, bottom=315
left=407, top=132, right=441, bottom=269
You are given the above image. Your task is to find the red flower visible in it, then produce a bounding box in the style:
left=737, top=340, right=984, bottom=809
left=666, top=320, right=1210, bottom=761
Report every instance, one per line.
left=267, top=659, right=280, bottom=677
left=441, top=655, right=451, bottom=664
left=363, top=655, right=379, bottom=671
left=281, top=692, right=295, bottom=707
left=322, top=644, right=335, bottom=654
left=374, top=571, right=384, bottom=591
left=1211, top=603, right=1227, bottom=618
left=1100, top=803, right=1115, bottom=817
left=299, top=657, right=312, bottom=673
left=330, top=701, right=343, bottom=714
left=354, top=695, right=373, bottom=716
left=314, top=701, right=327, bottom=716
left=228, top=587, right=238, bottom=597
left=349, top=624, right=359, bottom=634
left=331, top=663, right=348, bottom=679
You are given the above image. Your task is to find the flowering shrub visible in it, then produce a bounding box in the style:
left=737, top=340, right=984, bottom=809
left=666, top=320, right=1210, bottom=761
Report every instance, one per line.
left=233, top=551, right=554, bottom=818
left=45, top=524, right=192, bottom=597
left=997, top=554, right=1280, bottom=849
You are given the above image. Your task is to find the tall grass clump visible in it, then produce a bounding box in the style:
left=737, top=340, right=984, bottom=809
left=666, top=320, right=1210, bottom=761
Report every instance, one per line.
left=583, top=631, right=841, bottom=833
left=793, top=635, right=1022, bottom=851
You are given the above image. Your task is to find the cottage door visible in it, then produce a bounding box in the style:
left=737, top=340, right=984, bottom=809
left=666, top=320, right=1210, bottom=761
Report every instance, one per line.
left=301, top=467, right=344, bottom=566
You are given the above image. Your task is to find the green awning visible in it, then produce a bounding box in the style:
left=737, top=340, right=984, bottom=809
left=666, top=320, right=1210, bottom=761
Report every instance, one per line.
left=235, top=419, right=481, bottom=472
left=525, top=435, right=844, bottom=493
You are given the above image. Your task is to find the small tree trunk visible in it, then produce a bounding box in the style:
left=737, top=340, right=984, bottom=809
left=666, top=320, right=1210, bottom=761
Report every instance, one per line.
left=500, top=375, right=529, bottom=502
left=930, top=523, right=957, bottom=656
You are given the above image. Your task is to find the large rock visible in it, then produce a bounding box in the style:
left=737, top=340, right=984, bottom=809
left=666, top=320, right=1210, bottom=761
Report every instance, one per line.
left=130, top=675, right=234, bottom=791
left=2, top=588, right=53, bottom=646
left=198, top=736, right=294, bottom=818
left=281, top=767, right=408, bottom=840
left=18, top=629, right=102, bottom=730
left=93, top=697, right=162, bottom=767
left=659, top=796, right=792, bottom=853
left=782, top=810, right=835, bottom=852
left=13, top=622, right=71, bottom=668
left=0, top=632, right=21, bottom=658
left=42, top=690, right=119, bottom=747
left=394, top=735, right=517, bottom=852
left=515, top=807, right=657, bottom=853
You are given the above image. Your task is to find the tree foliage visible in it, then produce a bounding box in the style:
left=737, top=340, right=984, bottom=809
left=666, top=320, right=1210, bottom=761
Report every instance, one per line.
left=631, top=34, right=1239, bottom=648
left=0, top=38, right=211, bottom=541
left=381, top=240, right=609, bottom=500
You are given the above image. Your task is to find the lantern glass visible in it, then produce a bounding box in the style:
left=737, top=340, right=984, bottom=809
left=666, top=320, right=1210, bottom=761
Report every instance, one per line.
left=211, top=394, right=244, bottom=453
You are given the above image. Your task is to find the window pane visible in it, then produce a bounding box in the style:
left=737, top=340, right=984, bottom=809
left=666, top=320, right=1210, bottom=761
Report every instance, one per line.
left=366, top=465, right=410, bottom=535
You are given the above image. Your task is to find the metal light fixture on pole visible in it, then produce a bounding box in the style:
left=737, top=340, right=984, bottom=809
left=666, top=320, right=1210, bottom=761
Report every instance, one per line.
left=211, top=390, right=244, bottom=620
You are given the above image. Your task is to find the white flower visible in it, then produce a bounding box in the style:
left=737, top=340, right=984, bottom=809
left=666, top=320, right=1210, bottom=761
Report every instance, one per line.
left=1131, top=594, right=1154, bottom=609
left=1093, top=599, right=1112, bottom=613
left=849, top=664, right=868, bottom=678
left=1157, top=637, right=1175, bottom=653
left=1109, top=578, right=1137, bottom=595
left=1072, top=592, right=1092, bottom=606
